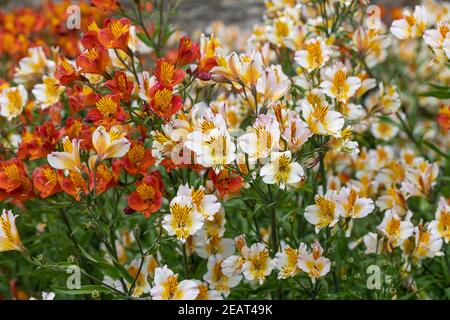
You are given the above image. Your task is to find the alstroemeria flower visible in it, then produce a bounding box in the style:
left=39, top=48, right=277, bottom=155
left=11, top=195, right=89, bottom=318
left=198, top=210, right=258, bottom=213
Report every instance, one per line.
left=429, top=197, right=450, bottom=243
left=86, top=95, right=127, bottom=128
left=295, top=37, right=330, bottom=72
left=304, top=190, right=340, bottom=233
left=127, top=173, right=163, bottom=217
left=121, top=142, right=156, bottom=176
left=391, top=5, right=429, bottom=40
left=92, top=126, right=130, bottom=163
left=0, top=209, right=24, bottom=253
left=301, top=92, right=344, bottom=136
left=336, top=185, right=374, bottom=219
left=175, top=36, right=201, bottom=67
left=104, top=71, right=134, bottom=102
left=32, top=76, right=65, bottom=110
left=150, top=265, right=199, bottom=300
left=149, top=84, right=183, bottom=120
left=162, top=195, right=204, bottom=243
left=260, top=151, right=304, bottom=189
left=297, top=241, right=330, bottom=283
left=76, top=45, right=111, bottom=75
left=154, top=58, right=186, bottom=87
left=47, top=137, right=83, bottom=173
left=98, top=18, right=131, bottom=52
left=377, top=210, right=414, bottom=250
left=55, top=57, right=79, bottom=85
left=320, top=63, right=361, bottom=103
left=241, top=243, right=274, bottom=285
left=32, top=165, right=61, bottom=199
left=0, top=85, right=28, bottom=121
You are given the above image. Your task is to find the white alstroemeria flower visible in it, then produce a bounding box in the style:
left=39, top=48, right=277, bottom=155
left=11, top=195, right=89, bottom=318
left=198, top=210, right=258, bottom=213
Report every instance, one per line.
left=377, top=210, right=414, bottom=249
left=429, top=197, right=450, bottom=243
left=260, top=151, right=304, bottom=189
left=47, top=137, right=82, bottom=173
left=177, top=184, right=221, bottom=221
left=336, top=185, right=375, bottom=219
left=256, top=64, right=290, bottom=107
left=185, top=127, right=236, bottom=170
left=319, top=63, right=361, bottom=103
left=301, top=92, right=344, bottom=136
left=32, top=76, right=65, bottom=110
left=92, top=126, right=131, bottom=163
left=137, top=71, right=157, bottom=103
left=13, top=46, right=55, bottom=85
left=304, top=190, right=340, bottom=233
left=150, top=266, right=199, bottom=300
left=297, top=241, right=330, bottom=283
left=274, top=245, right=300, bottom=279
left=0, top=85, right=28, bottom=121
left=241, top=243, right=274, bottom=285
left=424, top=20, right=450, bottom=49
left=238, top=115, right=281, bottom=162
left=390, top=5, right=429, bottom=40
left=162, top=196, right=204, bottom=243
left=295, top=37, right=330, bottom=72
left=203, top=254, right=242, bottom=297
left=0, top=209, right=24, bottom=252
left=412, top=224, right=443, bottom=262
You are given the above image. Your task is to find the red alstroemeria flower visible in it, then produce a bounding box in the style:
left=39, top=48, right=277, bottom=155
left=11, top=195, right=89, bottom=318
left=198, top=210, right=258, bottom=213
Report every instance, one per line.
left=58, top=170, right=88, bottom=201
left=32, top=165, right=61, bottom=198
left=121, top=142, right=156, bottom=175
left=0, top=158, right=34, bottom=202
left=55, top=57, right=79, bottom=85
left=209, top=169, right=243, bottom=198
left=127, top=173, right=163, bottom=217
left=98, top=18, right=131, bottom=52
left=86, top=94, right=127, bottom=128
left=105, top=71, right=134, bottom=102
left=154, top=58, right=186, bottom=87
left=175, top=36, right=200, bottom=67
left=76, top=45, right=111, bottom=75
left=149, top=83, right=183, bottom=120
left=17, top=122, right=63, bottom=160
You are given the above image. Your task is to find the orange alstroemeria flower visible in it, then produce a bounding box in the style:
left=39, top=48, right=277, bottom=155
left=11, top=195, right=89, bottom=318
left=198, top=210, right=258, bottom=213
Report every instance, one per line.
left=64, top=117, right=94, bottom=150
left=90, top=162, right=120, bottom=195
left=154, top=58, right=186, bottom=87
left=98, top=18, right=131, bottom=52
left=127, top=173, right=163, bottom=217
left=32, top=165, right=61, bottom=198
left=209, top=169, right=243, bottom=198
left=76, top=45, right=111, bottom=75
left=149, top=84, right=183, bottom=120
left=58, top=170, right=88, bottom=201
left=17, top=122, right=63, bottom=160
left=0, top=158, right=34, bottom=202
left=175, top=36, right=201, bottom=67
left=86, top=94, right=127, bottom=128
left=55, top=57, right=79, bottom=85
left=121, top=142, right=156, bottom=176
left=105, top=71, right=134, bottom=102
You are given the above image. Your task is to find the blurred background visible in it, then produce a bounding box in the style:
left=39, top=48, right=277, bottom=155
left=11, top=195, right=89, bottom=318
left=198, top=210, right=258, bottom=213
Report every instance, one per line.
left=0, top=0, right=421, bottom=33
